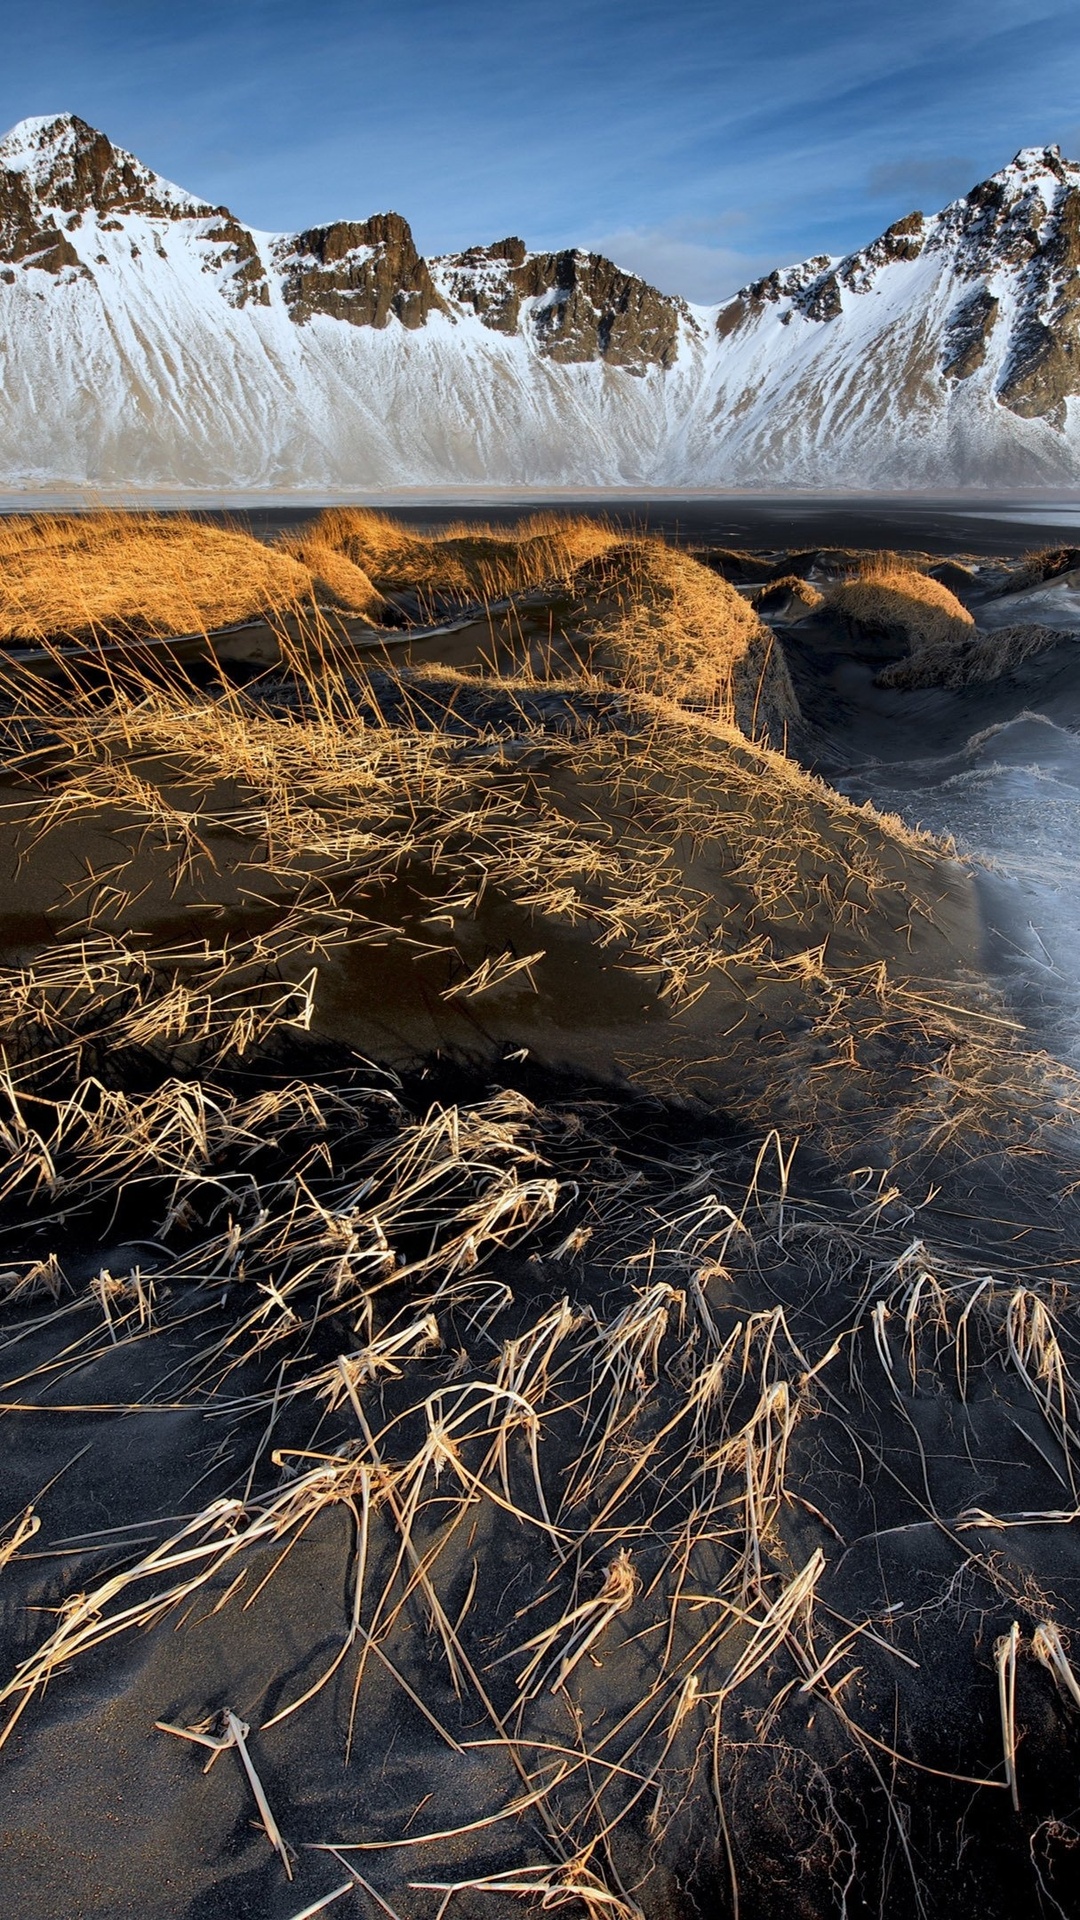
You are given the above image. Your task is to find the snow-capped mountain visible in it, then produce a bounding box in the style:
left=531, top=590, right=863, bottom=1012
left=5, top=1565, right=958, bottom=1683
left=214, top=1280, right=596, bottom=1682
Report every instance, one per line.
left=2, top=112, right=1080, bottom=490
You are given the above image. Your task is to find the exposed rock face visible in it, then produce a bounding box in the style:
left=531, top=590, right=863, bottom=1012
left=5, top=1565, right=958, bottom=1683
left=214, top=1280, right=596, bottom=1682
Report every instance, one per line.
left=278, top=213, right=447, bottom=328
left=741, top=256, right=831, bottom=308
left=798, top=271, right=842, bottom=322
left=197, top=215, right=271, bottom=308
left=932, top=148, right=1080, bottom=425
left=524, top=250, right=691, bottom=370
left=996, top=204, right=1080, bottom=421
left=715, top=254, right=832, bottom=336
left=0, top=166, right=82, bottom=274
left=431, top=237, right=529, bottom=332
left=864, top=210, right=926, bottom=264
left=942, top=285, right=999, bottom=379
left=433, top=243, right=693, bottom=370
left=998, top=320, right=1077, bottom=424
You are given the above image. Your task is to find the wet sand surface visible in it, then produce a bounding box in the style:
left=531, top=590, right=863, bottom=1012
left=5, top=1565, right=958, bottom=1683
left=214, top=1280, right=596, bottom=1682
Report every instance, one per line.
left=5, top=492, right=1080, bottom=557
left=212, top=494, right=1080, bottom=558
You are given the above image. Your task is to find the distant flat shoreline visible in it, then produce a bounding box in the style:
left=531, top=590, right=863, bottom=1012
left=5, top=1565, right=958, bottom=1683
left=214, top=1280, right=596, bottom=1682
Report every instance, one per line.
left=3, top=490, right=1079, bottom=556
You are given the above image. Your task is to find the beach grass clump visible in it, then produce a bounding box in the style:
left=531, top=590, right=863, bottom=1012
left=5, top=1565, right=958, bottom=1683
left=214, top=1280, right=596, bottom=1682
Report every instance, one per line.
left=998, top=544, right=1080, bottom=594
left=879, top=621, right=1072, bottom=689
left=751, top=574, right=825, bottom=619
left=827, top=551, right=975, bottom=653
left=301, top=506, right=620, bottom=612
left=275, top=530, right=388, bottom=620
left=0, top=510, right=317, bottom=644
left=0, top=617, right=985, bottom=1166
left=566, top=537, right=800, bottom=740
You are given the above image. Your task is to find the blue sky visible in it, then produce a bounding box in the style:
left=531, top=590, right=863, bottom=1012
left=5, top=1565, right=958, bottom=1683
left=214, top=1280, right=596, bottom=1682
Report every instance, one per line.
left=3, top=0, right=1080, bottom=302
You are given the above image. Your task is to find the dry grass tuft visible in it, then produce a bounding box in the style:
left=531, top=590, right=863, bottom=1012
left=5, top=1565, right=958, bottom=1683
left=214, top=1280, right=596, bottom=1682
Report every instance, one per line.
left=752, top=575, right=825, bottom=620
left=566, top=538, right=800, bottom=740
left=299, top=512, right=797, bottom=739
left=827, top=552, right=975, bottom=653
left=303, top=507, right=620, bottom=612
left=879, top=622, right=1072, bottom=690
left=998, top=545, right=1080, bottom=594
left=276, top=533, right=388, bottom=621
left=0, top=511, right=316, bottom=644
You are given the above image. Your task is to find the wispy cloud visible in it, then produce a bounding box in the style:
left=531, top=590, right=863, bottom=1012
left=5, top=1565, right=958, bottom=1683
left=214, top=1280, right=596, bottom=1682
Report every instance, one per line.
left=3, top=0, right=1080, bottom=300
left=584, top=222, right=778, bottom=305
left=867, top=156, right=976, bottom=204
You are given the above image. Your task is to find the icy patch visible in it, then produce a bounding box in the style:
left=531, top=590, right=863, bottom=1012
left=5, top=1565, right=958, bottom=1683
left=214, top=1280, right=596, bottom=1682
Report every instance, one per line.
left=839, top=711, right=1080, bottom=1062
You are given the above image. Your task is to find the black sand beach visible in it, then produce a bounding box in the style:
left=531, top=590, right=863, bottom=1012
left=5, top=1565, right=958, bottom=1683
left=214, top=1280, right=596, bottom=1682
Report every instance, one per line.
left=2, top=507, right=1080, bottom=1920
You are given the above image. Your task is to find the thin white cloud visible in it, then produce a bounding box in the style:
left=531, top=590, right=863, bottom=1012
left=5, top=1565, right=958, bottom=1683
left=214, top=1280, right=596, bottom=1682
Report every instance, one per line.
left=867, top=155, right=975, bottom=202
left=584, top=224, right=780, bottom=306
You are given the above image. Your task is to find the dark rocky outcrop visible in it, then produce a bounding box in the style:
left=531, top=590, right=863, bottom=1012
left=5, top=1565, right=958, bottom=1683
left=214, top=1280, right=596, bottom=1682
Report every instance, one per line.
left=436, top=243, right=692, bottom=370
left=717, top=255, right=830, bottom=334
left=433, top=237, right=529, bottom=332
left=797, top=270, right=842, bottom=322
left=839, top=212, right=928, bottom=294
left=0, top=166, right=83, bottom=273
left=994, top=181, right=1080, bottom=426
left=278, top=214, right=447, bottom=328
left=741, top=257, right=831, bottom=308
left=942, top=285, right=999, bottom=379
left=872, top=209, right=927, bottom=262
left=954, top=174, right=1045, bottom=270
left=198, top=215, right=270, bottom=308
left=997, top=317, right=1080, bottom=426
left=525, top=251, right=689, bottom=369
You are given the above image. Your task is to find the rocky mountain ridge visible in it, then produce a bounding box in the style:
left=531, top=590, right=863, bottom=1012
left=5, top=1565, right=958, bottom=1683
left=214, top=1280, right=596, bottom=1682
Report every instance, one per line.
left=0, top=115, right=694, bottom=372
left=3, top=112, right=1080, bottom=487
left=717, top=144, right=1080, bottom=429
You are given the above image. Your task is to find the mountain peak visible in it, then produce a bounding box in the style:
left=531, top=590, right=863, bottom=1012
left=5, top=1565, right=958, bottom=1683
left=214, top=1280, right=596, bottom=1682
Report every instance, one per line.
left=0, top=113, right=207, bottom=217
left=1009, top=143, right=1068, bottom=176
left=0, top=113, right=89, bottom=168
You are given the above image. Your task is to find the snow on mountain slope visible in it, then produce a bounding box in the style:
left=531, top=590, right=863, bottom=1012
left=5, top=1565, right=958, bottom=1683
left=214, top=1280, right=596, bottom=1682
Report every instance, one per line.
left=1, top=113, right=1079, bottom=490
left=699, top=146, right=1080, bottom=485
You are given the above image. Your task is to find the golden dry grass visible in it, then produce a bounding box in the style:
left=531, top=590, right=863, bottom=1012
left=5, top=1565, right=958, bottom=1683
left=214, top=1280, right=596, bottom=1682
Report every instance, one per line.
left=827, top=552, right=975, bottom=651
left=751, top=575, right=825, bottom=619
left=293, top=511, right=800, bottom=736
left=0, top=511, right=319, bottom=644
left=1, top=604, right=1078, bottom=1916
left=566, top=537, right=801, bottom=739
left=275, top=531, right=387, bottom=620
left=0, top=510, right=799, bottom=748
left=0, top=618, right=971, bottom=1154
left=306, top=506, right=620, bottom=609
